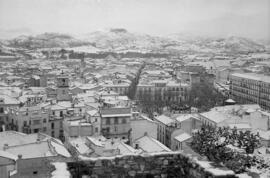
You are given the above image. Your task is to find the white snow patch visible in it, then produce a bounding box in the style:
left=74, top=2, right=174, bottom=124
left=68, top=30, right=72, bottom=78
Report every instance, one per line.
left=51, top=162, right=70, bottom=178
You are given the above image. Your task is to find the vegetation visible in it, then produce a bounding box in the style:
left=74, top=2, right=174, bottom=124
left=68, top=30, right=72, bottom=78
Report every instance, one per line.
left=127, top=63, right=145, bottom=100
left=191, top=124, right=268, bottom=174
left=188, top=77, right=226, bottom=112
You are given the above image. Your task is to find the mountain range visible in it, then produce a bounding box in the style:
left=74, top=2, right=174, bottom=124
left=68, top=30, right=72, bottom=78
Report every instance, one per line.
left=0, top=28, right=266, bottom=54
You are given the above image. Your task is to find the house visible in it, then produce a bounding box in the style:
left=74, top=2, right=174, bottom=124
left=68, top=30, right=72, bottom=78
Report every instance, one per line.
left=0, top=131, right=71, bottom=178
left=171, top=132, right=192, bottom=151
left=133, top=133, right=171, bottom=153
left=130, top=114, right=158, bottom=142
left=154, top=115, right=175, bottom=147
left=66, top=136, right=138, bottom=158
left=100, top=107, right=131, bottom=140
left=0, top=150, right=17, bottom=178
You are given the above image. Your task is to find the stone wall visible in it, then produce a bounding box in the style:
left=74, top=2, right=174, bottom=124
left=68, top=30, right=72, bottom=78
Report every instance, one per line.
left=67, top=152, right=237, bottom=178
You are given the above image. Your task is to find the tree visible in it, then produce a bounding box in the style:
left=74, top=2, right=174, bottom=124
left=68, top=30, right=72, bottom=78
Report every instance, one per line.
left=188, top=80, right=225, bottom=112
left=191, top=124, right=264, bottom=174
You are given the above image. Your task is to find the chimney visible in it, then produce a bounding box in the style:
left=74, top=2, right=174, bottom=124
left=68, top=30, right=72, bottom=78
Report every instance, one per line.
left=144, top=132, right=148, bottom=136
left=18, top=154, right=22, bottom=159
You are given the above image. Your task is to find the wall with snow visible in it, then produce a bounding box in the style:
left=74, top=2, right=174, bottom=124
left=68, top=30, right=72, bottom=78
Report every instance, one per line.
left=67, top=152, right=237, bottom=178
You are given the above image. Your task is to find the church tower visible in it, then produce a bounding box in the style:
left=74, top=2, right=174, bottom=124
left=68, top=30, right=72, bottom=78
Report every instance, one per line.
left=56, top=72, right=71, bottom=101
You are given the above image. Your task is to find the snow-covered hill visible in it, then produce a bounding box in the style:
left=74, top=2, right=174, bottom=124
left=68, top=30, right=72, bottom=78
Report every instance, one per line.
left=3, top=29, right=266, bottom=54
left=7, top=33, right=91, bottom=49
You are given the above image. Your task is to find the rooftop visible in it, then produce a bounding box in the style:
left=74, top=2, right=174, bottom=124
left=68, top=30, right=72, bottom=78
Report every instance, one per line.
left=135, top=135, right=171, bottom=153
left=231, top=73, right=270, bottom=83
left=154, top=115, right=174, bottom=125
left=100, top=107, right=131, bottom=117
left=174, top=132, right=192, bottom=142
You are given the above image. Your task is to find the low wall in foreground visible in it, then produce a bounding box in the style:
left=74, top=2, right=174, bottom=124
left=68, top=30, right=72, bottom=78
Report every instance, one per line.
left=67, top=152, right=237, bottom=178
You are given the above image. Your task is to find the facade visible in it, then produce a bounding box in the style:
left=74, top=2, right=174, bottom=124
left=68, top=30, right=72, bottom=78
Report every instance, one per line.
left=0, top=95, right=20, bottom=131
left=56, top=74, right=71, bottom=101
left=230, top=73, right=270, bottom=111
left=103, top=83, right=130, bottom=96
left=172, top=132, right=192, bottom=151
left=100, top=107, right=131, bottom=140
left=154, top=115, right=175, bottom=148
left=136, top=80, right=190, bottom=103
left=130, top=113, right=158, bottom=142
left=0, top=150, right=17, bottom=178
left=8, top=105, right=50, bottom=135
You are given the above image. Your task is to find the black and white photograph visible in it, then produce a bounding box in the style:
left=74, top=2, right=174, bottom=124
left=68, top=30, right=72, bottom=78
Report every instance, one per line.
left=0, top=0, right=269, bottom=177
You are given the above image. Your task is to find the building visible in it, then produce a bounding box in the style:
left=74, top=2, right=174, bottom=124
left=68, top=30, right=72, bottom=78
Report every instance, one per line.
left=230, top=73, right=270, bottom=111
left=172, top=132, right=192, bottom=151
left=66, top=136, right=138, bottom=158
left=0, top=150, right=17, bottom=178
left=56, top=73, right=71, bottom=101
left=154, top=115, right=175, bottom=147
left=0, top=131, right=71, bottom=178
left=130, top=113, right=158, bottom=142
left=8, top=105, right=50, bottom=135
left=63, top=116, right=93, bottom=138
left=136, top=80, right=190, bottom=103
left=199, top=104, right=270, bottom=131
left=133, top=133, right=171, bottom=153
left=100, top=107, right=131, bottom=140
left=0, top=95, right=20, bottom=131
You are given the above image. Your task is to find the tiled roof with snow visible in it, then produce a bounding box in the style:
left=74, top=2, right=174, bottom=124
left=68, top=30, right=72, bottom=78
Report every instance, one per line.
left=155, top=115, right=174, bottom=125
left=135, top=135, right=171, bottom=153
left=174, top=133, right=192, bottom=142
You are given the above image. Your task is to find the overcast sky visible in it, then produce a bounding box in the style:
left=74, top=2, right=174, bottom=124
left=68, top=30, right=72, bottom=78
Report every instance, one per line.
left=0, top=0, right=269, bottom=39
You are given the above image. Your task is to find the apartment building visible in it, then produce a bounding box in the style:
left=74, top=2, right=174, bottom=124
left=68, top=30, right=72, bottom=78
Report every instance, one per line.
left=136, top=80, right=190, bottom=103
left=230, top=73, right=270, bottom=110
left=100, top=107, right=131, bottom=140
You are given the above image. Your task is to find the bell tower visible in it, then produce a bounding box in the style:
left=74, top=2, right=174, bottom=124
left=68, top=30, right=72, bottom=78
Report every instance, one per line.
left=56, top=71, right=71, bottom=101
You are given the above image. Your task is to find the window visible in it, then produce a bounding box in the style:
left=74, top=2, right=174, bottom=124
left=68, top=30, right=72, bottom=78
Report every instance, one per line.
left=0, top=107, right=4, bottom=113
left=43, top=127, right=47, bottom=132
left=51, top=131, right=55, bottom=137
left=114, top=117, right=118, bottom=124
left=106, top=118, right=110, bottom=125
left=122, top=118, right=126, bottom=124
left=51, top=123, right=54, bottom=129
left=60, top=111, right=63, bottom=117
left=43, top=119, right=46, bottom=123
left=33, top=171, right=38, bottom=175
left=33, top=120, right=40, bottom=125
left=33, top=129, right=39, bottom=133
left=52, top=111, right=55, bottom=115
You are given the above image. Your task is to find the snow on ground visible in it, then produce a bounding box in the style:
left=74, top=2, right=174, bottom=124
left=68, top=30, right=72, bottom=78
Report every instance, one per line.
left=195, top=159, right=235, bottom=176
left=51, top=162, right=71, bottom=178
